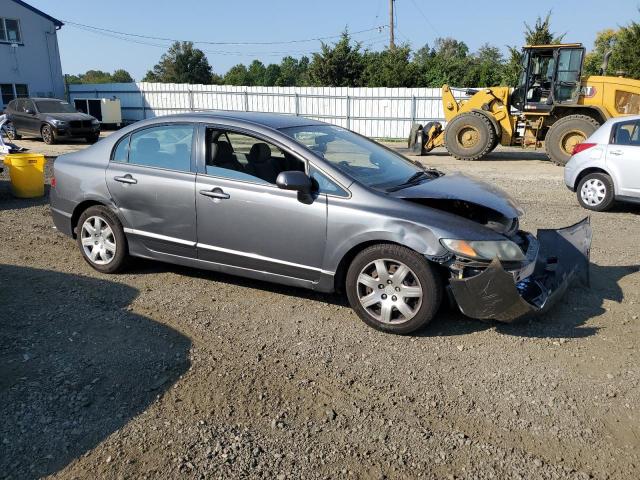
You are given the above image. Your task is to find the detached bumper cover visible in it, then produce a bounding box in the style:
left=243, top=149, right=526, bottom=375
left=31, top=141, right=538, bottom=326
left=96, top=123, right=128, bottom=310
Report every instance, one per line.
left=449, top=218, right=592, bottom=322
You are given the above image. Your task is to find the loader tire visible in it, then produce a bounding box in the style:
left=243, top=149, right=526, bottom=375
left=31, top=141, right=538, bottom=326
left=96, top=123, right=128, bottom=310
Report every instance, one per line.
left=408, top=123, right=423, bottom=149
left=444, top=112, right=496, bottom=161
left=544, top=114, right=600, bottom=166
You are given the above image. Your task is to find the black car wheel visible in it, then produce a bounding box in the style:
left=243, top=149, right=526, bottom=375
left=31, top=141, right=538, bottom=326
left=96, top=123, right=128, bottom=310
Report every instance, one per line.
left=41, top=124, right=56, bottom=145
left=346, top=244, right=442, bottom=334
left=4, top=122, right=21, bottom=140
left=85, top=133, right=100, bottom=144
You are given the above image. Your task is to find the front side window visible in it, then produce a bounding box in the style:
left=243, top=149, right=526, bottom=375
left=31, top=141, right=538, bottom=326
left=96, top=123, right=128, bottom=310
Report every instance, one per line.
left=205, top=128, right=305, bottom=185
left=612, top=120, right=640, bottom=146
left=1, top=18, right=21, bottom=43
left=280, top=124, right=423, bottom=190
left=309, top=165, right=349, bottom=197
left=128, top=125, right=194, bottom=172
left=615, top=91, right=640, bottom=115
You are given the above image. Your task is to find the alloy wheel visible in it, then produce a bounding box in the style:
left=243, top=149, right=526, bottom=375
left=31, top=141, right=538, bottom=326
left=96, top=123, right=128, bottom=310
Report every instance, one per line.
left=80, top=216, right=117, bottom=265
left=356, top=258, right=423, bottom=324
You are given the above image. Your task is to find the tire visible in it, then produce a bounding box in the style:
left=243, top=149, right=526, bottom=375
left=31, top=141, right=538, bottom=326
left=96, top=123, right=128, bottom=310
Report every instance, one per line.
left=4, top=122, right=20, bottom=140
left=85, top=133, right=100, bottom=144
left=444, top=111, right=496, bottom=161
left=76, top=205, right=128, bottom=273
left=576, top=172, right=615, bottom=211
left=544, top=115, right=600, bottom=166
left=345, top=244, right=443, bottom=335
left=408, top=123, right=423, bottom=149
left=41, top=124, right=56, bottom=145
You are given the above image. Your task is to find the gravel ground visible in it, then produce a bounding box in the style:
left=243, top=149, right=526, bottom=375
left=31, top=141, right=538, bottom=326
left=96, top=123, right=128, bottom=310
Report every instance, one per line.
left=1, top=135, right=639, bottom=480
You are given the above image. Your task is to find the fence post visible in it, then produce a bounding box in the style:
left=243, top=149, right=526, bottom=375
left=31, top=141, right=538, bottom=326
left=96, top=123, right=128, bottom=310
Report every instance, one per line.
left=189, top=88, right=194, bottom=112
left=410, top=95, right=416, bottom=125
left=244, top=91, right=249, bottom=112
left=294, top=93, right=299, bottom=116
left=345, top=93, right=350, bottom=130
left=141, top=89, right=146, bottom=120
left=94, top=89, right=98, bottom=99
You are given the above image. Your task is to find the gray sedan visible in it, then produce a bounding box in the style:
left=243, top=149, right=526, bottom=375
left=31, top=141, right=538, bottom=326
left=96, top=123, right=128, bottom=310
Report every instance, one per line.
left=51, top=112, right=592, bottom=334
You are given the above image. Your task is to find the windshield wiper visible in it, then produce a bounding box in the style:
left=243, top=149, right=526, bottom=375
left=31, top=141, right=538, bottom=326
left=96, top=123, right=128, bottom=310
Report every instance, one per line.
left=386, top=171, right=430, bottom=192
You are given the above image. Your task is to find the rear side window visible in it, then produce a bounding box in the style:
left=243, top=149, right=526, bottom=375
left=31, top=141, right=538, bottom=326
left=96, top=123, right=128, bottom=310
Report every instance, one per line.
left=127, top=124, right=194, bottom=172
left=615, top=91, right=640, bottom=115
left=112, top=135, right=130, bottom=162
left=612, top=120, right=640, bottom=146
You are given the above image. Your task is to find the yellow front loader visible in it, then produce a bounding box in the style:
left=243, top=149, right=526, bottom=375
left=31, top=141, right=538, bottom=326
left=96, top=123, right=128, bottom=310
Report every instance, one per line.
left=410, top=44, right=640, bottom=165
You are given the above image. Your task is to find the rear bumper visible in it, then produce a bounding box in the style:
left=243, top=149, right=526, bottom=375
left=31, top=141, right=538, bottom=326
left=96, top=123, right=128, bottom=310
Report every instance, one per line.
left=448, top=218, right=592, bottom=322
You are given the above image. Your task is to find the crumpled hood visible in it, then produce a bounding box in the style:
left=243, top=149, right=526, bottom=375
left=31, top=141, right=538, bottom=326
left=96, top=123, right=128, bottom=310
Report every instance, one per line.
left=388, top=172, right=524, bottom=219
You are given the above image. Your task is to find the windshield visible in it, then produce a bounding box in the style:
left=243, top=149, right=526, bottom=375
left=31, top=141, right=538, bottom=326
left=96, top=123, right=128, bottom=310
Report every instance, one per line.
left=35, top=100, right=77, bottom=114
left=279, top=125, right=422, bottom=189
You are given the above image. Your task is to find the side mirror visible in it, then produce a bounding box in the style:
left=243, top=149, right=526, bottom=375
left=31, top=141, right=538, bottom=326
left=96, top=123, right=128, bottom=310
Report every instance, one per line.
left=25, top=109, right=35, bottom=115
left=276, top=170, right=312, bottom=193
left=276, top=170, right=314, bottom=203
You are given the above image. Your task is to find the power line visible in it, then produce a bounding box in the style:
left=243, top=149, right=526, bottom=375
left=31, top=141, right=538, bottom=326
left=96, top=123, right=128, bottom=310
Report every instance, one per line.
left=62, top=19, right=388, bottom=46
left=408, top=0, right=442, bottom=39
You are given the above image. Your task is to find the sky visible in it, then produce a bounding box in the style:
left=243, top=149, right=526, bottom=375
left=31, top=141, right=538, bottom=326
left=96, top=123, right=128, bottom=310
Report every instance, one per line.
left=25, top=0, right=640, bottom=80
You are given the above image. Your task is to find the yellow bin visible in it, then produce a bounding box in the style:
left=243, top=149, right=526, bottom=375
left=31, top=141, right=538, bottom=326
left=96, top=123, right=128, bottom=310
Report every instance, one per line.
left=3, top=153, right=46, bottom=198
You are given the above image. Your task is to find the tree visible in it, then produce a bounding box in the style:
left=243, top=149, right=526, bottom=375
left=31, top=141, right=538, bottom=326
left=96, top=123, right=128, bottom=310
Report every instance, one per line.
left=223, top=64, right=250, bottom=85
left=308, top=31, right=364, bottom=87
left=413, top=38, right=472, bottom=87
left=609, top=20, right=640, bottom=79
left=502, top=11, right=565, bottom=86
left=263, top=64, right=281, bottom=86
left=276, top=56, right=309, bottom=86
left=362, top=45, right=418, bottom=87
left=464, top=44, right=504, bottom=87
left=65, top=69, right=135, bottom=84
left=111, top=69, right=134, bottom=83
left=247, top=60, right=267, bottom=86
left=584, top=29, right=618, bottom=76
left=143, top=41, right=213, bottom=84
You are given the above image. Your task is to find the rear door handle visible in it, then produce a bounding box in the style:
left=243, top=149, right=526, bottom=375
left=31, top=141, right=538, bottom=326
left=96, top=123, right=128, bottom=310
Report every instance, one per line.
left=199, top=188, right=230, bottom=200
left=114, top=175, right=137, bottom=184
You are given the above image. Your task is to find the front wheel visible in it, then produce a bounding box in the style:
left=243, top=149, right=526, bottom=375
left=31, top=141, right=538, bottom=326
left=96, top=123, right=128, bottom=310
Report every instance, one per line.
left=41, top=124, right=56, bottom=145
left=4, top=122, right=21, bottom=140
left=85, top=133, right=100, bottom=144
left=346, top=244, right=443, bottom=334
left=76, top=206, right=128, bottom=273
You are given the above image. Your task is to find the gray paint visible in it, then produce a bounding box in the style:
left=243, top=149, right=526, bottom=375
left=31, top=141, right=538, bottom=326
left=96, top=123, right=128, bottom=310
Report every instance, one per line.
left=0, top=0, right=64, bottom=105
left=51, top=112, right=589, bottom=322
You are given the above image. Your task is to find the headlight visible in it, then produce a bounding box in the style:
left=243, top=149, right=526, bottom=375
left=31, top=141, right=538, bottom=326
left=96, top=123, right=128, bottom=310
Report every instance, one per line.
left=51, top=119, right=67, bottom=127
left=440, top=239, right=526, bottom=262
left=91, top=118, right=100, bottom=125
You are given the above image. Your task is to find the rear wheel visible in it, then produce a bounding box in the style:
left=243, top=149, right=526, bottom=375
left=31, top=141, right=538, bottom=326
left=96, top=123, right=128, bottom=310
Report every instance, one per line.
left=41, top=124, right=56, bottom=145
left=444, top=112, right=496, bottom=161
left=544, top=115, right=600, bottom=166
left=346, top=244, right=442, bottom=334
left=76, top=206, right=128, bottom=273
left=576, top=172, right=615, bottom=211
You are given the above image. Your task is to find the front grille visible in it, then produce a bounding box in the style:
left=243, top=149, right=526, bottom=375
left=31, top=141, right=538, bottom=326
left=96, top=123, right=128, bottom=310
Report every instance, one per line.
left=69, top=120, right=92, bottom=128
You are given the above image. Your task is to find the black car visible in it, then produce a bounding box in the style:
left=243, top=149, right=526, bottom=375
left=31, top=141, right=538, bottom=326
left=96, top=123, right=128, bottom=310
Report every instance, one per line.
left=5, top=98, right=100, bottom=145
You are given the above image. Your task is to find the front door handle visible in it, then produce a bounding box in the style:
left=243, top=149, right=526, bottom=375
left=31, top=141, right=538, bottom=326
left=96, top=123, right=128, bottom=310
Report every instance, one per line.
left=199, top=188, right=230, bottom=200
left=609, top=150, right=624, bottom=156
left=114, top=174, right=137, bottom=184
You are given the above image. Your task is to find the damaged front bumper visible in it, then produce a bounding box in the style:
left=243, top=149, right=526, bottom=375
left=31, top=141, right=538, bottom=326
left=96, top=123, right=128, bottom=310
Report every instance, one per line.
left=447, top=218, right=592, bottom=322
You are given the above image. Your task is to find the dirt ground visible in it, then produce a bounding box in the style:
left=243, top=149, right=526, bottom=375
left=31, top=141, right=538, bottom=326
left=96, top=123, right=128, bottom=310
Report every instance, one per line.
left=1, top=132, right=639, bottom=480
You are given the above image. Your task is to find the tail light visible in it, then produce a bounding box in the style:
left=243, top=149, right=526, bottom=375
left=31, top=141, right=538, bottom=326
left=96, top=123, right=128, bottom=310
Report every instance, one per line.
left=51, top=176, right=56, bottom=188
left=572, top=143, right=596, bottom=155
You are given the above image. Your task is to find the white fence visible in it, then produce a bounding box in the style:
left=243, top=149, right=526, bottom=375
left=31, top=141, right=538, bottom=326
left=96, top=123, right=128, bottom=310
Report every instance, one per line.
left=68, top=83, right=469, bottom=139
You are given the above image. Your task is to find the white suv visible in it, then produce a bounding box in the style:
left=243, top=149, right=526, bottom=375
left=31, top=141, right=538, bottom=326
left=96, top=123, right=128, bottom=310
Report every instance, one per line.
left=564, top=115, right=640, bottom=211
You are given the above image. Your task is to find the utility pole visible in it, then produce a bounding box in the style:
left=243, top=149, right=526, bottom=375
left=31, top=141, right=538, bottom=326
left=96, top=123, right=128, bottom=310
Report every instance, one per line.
left=389, top=0, right=395, bottom=50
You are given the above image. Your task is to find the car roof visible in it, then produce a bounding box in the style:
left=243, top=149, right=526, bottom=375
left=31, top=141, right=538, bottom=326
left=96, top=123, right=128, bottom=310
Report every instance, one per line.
left=144, top=111, right=328, bottom=130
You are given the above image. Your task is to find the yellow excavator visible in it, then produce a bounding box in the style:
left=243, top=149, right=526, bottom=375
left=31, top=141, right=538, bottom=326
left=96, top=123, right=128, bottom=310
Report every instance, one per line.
left=409, top=43, right=640, bottom=165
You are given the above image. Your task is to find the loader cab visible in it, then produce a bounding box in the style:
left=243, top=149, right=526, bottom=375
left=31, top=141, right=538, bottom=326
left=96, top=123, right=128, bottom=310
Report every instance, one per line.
left=511, top=44, right=585, bottom=113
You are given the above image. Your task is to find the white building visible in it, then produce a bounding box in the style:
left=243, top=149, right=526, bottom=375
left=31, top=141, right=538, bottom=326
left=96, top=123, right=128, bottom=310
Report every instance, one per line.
left=0, top=0, right=64, bottom=108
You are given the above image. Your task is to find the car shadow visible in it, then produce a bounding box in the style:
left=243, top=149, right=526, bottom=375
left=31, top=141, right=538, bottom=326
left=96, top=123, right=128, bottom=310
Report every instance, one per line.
left=0, top=178, right=50, bottom=211
left=401, top=147, right=551, bottom=162
left=126, top=258, right=636, bottom=340
left=420, top=263, right=639, bottom=339
left=0, top=264, right=191, bottom=479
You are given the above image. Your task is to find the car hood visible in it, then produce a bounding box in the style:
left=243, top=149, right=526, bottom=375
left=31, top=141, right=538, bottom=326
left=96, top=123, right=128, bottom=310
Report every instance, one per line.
left=388, top=172, right=524, bottom=219
left=42, top=112, right=96, bottom=121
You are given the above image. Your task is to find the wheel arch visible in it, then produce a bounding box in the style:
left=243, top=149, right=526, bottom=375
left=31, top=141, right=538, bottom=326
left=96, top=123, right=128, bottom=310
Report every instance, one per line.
left=574, top=167, right=614, bottom=192
left=333, top=240, right=404, bottom=293
left=71, top=199, right=119, bottom=238
left=548, top=106, right=607, bottom=127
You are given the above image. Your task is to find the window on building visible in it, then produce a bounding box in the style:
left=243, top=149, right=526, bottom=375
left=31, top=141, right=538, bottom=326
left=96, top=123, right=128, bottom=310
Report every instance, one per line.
left=0, top=18, right=22, bottom=43
left=0, top=84, right=29, bottom=107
